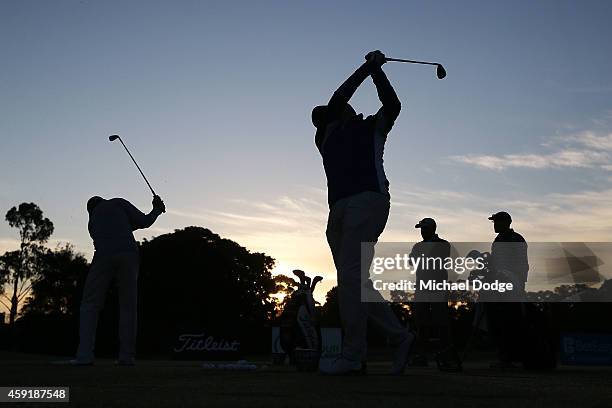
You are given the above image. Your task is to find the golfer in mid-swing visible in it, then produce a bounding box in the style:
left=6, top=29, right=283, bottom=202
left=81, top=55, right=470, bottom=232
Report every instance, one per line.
left=71, top=195, right=165, bottom=365
left=313, top=51, right=413, bottom=375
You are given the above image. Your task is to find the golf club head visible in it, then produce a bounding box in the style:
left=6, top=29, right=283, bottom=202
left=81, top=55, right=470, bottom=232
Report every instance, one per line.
left=109, top=135, right=120, bottom=142
left=293, top=269, right=307, bottom=287
left=436, top=64, right=446, bottom=79
left=311, top=276, right=323, bottom=291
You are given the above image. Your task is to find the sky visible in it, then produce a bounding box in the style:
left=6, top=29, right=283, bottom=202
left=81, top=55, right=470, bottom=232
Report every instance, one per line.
left=2, top=0, right=612, bottom=306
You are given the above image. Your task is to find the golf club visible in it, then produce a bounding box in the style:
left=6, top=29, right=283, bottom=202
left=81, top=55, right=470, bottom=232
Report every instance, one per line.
left=386, top=57, right=446, bottom=79
left=293, top=270, right=307, bottom=289
left=310, top=276, right=323, bottom=292
left=108, top=135, right=157, bottom=196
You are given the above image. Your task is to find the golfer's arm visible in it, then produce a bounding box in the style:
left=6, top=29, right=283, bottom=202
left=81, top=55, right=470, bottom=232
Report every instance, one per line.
left=408, top=246, right=418, bottom=266
left=327, top=63, right=370, bottom=121
left=440, top=242, right=451, bottom=259
left=123, top=200, right=161, bottom=230
left=520, top=244, right=530, bottom=275
left=371, top=67, right=401, bottom=122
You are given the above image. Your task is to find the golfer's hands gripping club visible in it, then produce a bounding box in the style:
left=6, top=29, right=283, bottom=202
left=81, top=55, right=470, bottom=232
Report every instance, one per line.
left=365, top=50, right=386, bottom=71
left=152, top=195, right=166, bottom=214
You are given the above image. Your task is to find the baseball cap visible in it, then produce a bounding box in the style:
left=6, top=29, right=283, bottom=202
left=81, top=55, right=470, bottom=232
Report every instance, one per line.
left=415, top=218, right=436, bottom=229
left=488, top=211, right=512, bottom=223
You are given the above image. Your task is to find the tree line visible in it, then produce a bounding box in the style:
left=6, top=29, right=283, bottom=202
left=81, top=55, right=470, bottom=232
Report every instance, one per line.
left=1, top=202, right=611, bottom=356
left=0, top=202, right=341, bottom=355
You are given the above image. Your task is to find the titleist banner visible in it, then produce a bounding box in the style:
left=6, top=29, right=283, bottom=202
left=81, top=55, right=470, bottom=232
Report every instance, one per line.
left=173, top=331, right=242, bottom=360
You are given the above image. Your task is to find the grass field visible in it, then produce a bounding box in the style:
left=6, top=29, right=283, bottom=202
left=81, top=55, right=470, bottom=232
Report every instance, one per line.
left=1, top=351, right=612, bottom=408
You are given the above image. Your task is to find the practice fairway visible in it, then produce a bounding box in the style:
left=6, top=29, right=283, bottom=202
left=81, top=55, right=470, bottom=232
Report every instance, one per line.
left=1, top=352, right=611, bottom=407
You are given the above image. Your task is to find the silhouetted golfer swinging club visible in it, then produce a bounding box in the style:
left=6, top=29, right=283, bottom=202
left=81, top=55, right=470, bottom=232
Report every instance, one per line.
left=313, top=50, right=417, bottom=376
left=109, top=135, right=162, bottom=205
left=69, top=137, right=167, bottom=366
left=385, top=57, right=446, bottom=79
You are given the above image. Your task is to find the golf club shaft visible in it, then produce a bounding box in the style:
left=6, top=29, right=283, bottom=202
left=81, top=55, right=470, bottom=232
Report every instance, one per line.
left=386, top=57, right=439, bottom=66
left=116, top=137, right=156, bottom=196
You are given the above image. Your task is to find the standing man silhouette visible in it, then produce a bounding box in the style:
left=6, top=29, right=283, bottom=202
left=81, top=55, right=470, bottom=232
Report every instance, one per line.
left=313, top=51, right=413, bottom=375
left=409, top=218, right=461, bottom=371
left=71, top=195, right=165, bottom=365
left=487, top=211, right=528, bottom=369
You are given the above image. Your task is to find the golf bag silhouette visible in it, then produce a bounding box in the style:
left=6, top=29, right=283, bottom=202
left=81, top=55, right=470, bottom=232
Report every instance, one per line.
left=465, top=250, right=557, bottom=370
left=279, top=270, right=322, bottom=362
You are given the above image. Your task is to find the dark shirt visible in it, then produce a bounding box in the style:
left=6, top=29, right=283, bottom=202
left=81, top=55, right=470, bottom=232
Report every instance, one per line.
left=491, top=229, right=529, bottom=286
left=410, top=234, right=451, bottom=282
left=88, top=198, right=161, bottom=256
left=316, top=65, right=401, bottom=207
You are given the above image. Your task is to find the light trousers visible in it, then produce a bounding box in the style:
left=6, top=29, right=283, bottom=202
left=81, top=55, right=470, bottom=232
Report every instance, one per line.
left=326, top=191, right=407, bottom=361
left=76, top=251, right=139, bottom=362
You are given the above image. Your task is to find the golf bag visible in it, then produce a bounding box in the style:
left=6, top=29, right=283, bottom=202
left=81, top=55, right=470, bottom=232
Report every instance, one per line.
left=521, top=302, right=558, bottom=370
left=279, top=270, right=322, bottom=361
left=465, top=250, right=557, bottom=370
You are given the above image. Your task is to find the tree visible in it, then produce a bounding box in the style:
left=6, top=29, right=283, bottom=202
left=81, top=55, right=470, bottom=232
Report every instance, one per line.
left=136, top=226, right=277, bottom=353
left=0, top=251, right=20, bottom=315
left=270, top=274, right=298, bottom=316
left=3, top=203, right=54, bottom=325
left=319, top=286, right=340, bottom=326
left=21, top=244, right=88, bottom=317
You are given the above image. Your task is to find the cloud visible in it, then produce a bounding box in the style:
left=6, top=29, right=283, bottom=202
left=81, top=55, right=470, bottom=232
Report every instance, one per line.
left=168, top=191, right=337, bottom=301
left=521, top=188, right=612, bottom=241
left=0, top=239, right=20, bottom=254
left=2, top=183, right=611, bottom=303
left=169, top=192, right=329, bottom=238
left=384, top=184, right=612, bottom=242
left=570, top=131, right=612, bottom=151
left=452, top=131, right=612, bottom=171
left=0, top=238, right=89, bottom=255
left=452, top=150, right=609, bottom=171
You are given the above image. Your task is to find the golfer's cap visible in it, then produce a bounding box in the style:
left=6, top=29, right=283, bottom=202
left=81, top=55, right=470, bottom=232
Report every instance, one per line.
left=87, top=196, right=105, bottom=213
left=415, top=218, right=436, bottom=229
left=488, top=211, right=512, bottom=223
